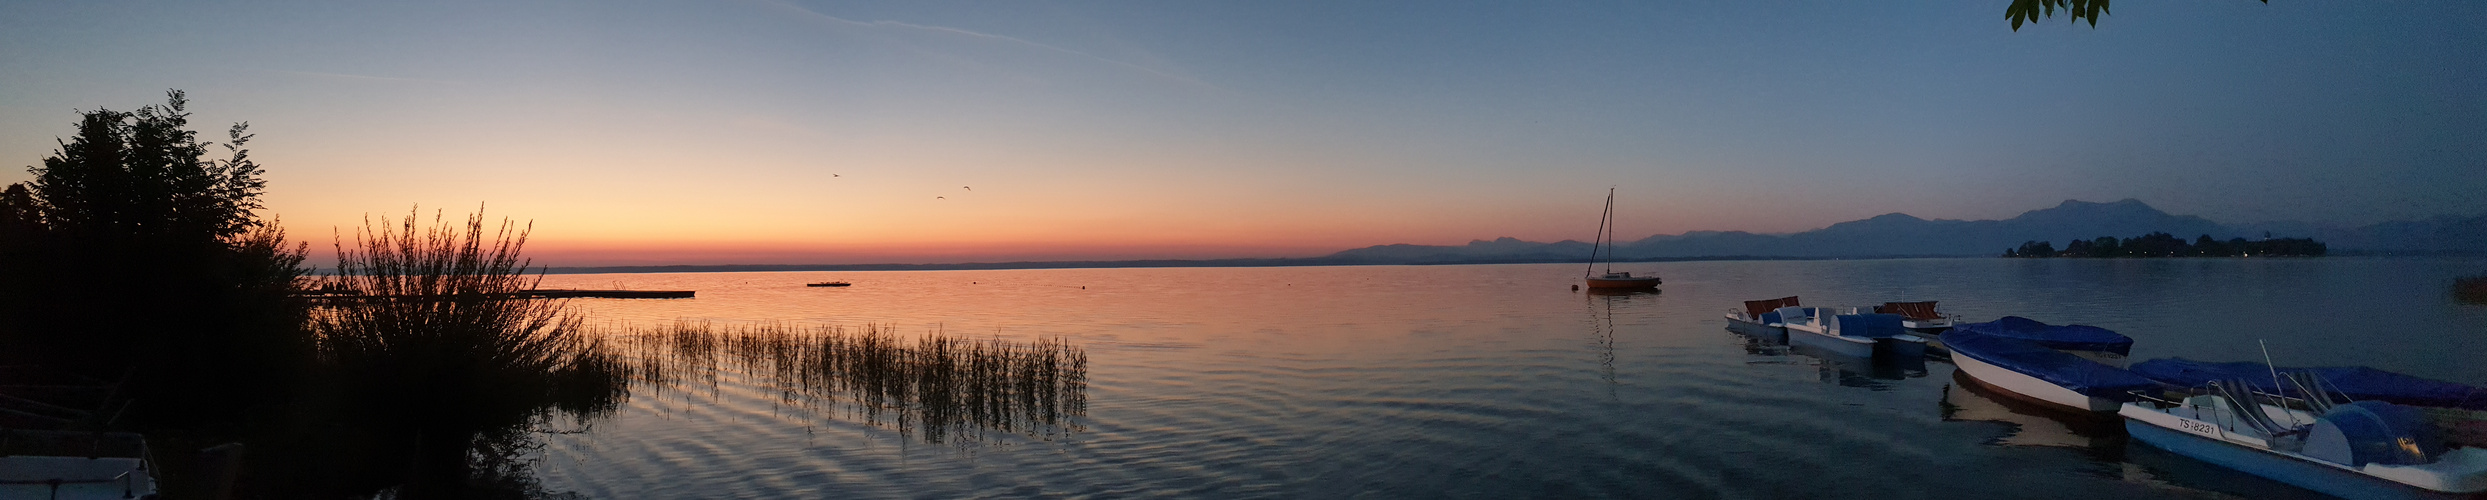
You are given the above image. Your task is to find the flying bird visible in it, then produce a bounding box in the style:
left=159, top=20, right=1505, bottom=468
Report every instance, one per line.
left=936, top=196, right=946, bottom=199
left=963, top=186, right=972, bottom=191
left=833, top=174, right=840, bottom=177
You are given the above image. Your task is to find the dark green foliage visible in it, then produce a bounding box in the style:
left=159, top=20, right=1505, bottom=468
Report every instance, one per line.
left=2005, top=232, right=2325, bottom=258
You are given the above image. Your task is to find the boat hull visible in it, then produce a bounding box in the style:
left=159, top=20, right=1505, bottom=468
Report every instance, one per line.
left=1876, top=335, right=1927, bottom=360
left=1952, top=352, right=2121, bottom=413
left=1585, top=277, right=1660, bottom=290
left=2123, top=410, right=2487, bottom=499
left=1724, top=315, right=1786, bottom=340
left=1785, top=325, right=1876, bottom=358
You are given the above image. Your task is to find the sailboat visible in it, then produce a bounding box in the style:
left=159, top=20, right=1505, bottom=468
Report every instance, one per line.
left=1584, top=188, right=1661, bottom=291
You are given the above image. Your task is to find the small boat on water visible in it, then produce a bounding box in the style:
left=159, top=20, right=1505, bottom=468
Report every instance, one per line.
left=0, top=429, right=158, bottom=500
left=807, top=281, right=851, bottom=287
left=1580, top=188, right=1659, bottom=291
left=2131, top=358, right=2487, bottom=450
left=1725, top=296, right=1799, bottom=338
left=1942, top=319, right=2158, bottom=414
left=1779, top=307, right=1927, bottom=359
left=1873, top=301, right=1956, bottom=333
left=1943, top=316, right=2133, bottom=366
left=2121, top=374, right=2487, bottom=498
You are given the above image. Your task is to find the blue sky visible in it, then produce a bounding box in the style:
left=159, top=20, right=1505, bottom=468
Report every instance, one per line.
left=2, top=1, right=2480, bottom=264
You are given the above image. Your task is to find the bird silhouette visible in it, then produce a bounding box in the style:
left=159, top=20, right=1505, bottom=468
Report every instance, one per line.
left=833, top=174, right=840, bottom=177
left=963, top=186, right=972, bottom=191
left=936, top=196, right=946, bottom=199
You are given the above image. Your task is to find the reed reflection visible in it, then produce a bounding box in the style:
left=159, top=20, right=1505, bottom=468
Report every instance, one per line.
left=589, top=321, right=1090, bottom=444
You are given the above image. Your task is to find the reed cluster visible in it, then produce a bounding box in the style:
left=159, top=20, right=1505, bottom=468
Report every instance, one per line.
left=591, top=321, right=1089, bottom=443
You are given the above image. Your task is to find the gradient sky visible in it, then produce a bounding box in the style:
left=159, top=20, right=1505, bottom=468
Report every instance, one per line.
left=3, top=1, right=2482, bottom=265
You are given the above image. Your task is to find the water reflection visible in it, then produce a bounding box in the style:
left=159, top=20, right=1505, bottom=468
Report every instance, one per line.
left=1939, top=370, right=2123, bottom=450
left=1724, top=321, right=1924, bottom=389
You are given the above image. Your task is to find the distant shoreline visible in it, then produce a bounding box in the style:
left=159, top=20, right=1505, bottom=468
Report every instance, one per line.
left=539, top=254, right=1971, bottom=275
left=536, top=251, right=2469, bottom=275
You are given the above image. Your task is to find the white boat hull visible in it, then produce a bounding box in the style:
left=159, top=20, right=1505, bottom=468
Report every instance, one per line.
left=1785, top=323, right=1876, bottom=358
left=1952, top=352, right=2121, bottom=413
left=1723, top=314, right=1785, bottom=337
left=2123, top=402, right=2487, bottom=497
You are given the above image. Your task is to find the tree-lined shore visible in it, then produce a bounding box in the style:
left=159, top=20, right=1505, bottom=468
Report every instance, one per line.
left=2005, top=232, right=2327, bottom=258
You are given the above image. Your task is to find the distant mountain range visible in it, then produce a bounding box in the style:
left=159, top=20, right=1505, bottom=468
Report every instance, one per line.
left=546, top=199, right=2483, bottom=273
left=1322, top=199, right=2487, bottom=265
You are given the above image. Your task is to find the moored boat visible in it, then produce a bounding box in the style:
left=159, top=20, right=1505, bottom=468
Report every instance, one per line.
left=2132, top=357, right=2487, bottom=450
left=1944, top=328, right=2160, bottom=413
left=1725, top=296, right=1799, bottom=338
left=1780, top=307, right=1925, bottom=359
left=2121, top=376, right=2487, bottom=498
left=1874, top=301, right=1956, bottom=333
left=1580, top=188, right=1660, bottom=291
left=0, top=429, right=158, bottom=500
left=1942, top=316, right=2133, bottom=366
left=807, top=281, right=851, bottom=287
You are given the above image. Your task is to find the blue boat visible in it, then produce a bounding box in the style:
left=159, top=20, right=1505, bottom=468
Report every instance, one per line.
left=1779, top=307, right=1923, bottom=359
left=1944, top=328, right=2160, bottom=413
left=2131, top=358, right=2487, bottom=411
left=1946, top=316, right=2133, bottom=356
left=2122, top=375, right=2487, bottom=498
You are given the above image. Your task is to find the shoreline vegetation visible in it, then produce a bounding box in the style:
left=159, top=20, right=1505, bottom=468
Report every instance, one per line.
left=0, top=91, right=1089, bottom=498
left=2004, top=232, right=2327, bottom=258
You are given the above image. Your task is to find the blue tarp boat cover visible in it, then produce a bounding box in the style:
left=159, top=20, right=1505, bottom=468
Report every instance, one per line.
left=1758, top=311, right=1783, bottom=324
left=1948, top=316, right=2133, bottom=355
left=2129, top=358, right=2487, bottom=411
left=1944, top=330, right=2162, bottom=399
left=1835, top=314, right=1907, bottom=338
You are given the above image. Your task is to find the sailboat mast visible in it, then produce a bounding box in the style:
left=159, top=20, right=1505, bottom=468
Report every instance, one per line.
left=1586, top=188, right=1613, bottom=279
left=1603, top=188, right=1616, bottom=275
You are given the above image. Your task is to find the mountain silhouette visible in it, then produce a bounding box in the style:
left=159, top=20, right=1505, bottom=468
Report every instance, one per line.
left=1327, top=199, right=2475, bottom=263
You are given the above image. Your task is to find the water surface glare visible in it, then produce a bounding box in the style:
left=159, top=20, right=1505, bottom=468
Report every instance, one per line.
left=533, top=258, right=2487, bottom=498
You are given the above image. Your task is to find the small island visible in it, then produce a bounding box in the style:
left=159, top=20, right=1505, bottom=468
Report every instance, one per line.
left=2004, top=232, right=2326, bottom=258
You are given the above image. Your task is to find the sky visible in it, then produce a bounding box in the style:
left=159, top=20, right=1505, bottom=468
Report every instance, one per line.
left=2, top=1, right=2482, bottom=266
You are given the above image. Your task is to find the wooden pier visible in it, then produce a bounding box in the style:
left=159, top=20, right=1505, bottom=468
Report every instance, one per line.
left=294, top=289, right=694, bottom=301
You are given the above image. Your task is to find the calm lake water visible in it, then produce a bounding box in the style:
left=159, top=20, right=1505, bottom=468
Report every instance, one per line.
left=529, top=257, right=2487, bottom=499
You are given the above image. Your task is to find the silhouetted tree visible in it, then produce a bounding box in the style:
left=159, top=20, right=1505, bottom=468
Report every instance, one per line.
left=2007, top=0, right=2269, bottom=31
left=0, top=90, right=309, bottom=426
left=2195, top=234, right=2229, bottom=257
left=2088, top=236, right=2120, bottom=258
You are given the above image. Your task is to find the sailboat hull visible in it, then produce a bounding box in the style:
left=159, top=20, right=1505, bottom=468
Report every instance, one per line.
left=1585, top=276, right=1660, bottom=289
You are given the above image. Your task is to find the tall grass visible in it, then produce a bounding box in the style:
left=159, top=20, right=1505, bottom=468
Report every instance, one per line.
left=591, top=321, right=1089, bottom=444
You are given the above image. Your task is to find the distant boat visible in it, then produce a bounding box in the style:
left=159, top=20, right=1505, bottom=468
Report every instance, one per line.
left=1582, top=188, right=1660, bottom=291
left=807, top=281, right=851, bottom=287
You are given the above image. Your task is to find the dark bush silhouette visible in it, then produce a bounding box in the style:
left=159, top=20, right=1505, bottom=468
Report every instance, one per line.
left=0, top=90, right=310, bottom=426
